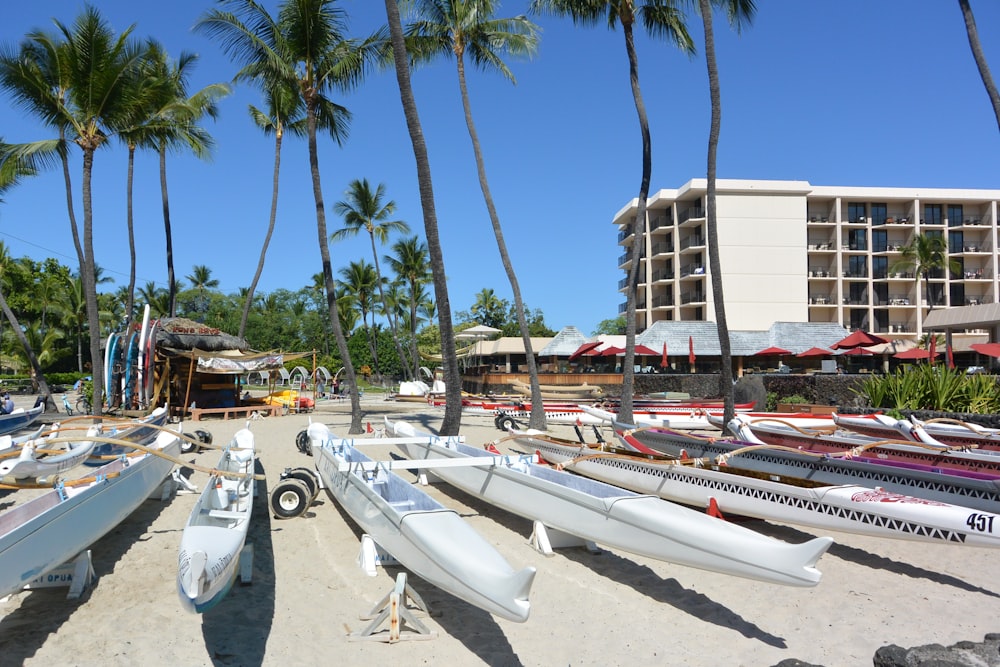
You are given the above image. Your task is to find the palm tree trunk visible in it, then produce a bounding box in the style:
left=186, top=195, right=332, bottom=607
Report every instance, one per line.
left=385, top=0, right=462, bottom=435
left=370, top=233, right=410, bottom=381
left=455, top=56, right=546, bottom=430
left=409, top=279, right=420, bottom=379
left=125, top=144, right=136, bottom=333
left=241, top=128, right=283, bottom=338
left=959, top=0, right=1000, bottom=132
left=160, top=144, right=177, bottom=318
left=306, top=97, right=363, bottom=434
left=0, top=288, right=55, bottom=410
left=81, top=147, right=104, bottom=414
left=620, top=18, right=652, bottom=424
left=700, top=0, right=735, bottom=431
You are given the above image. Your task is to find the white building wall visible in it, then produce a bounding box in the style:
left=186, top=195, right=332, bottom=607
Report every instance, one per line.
left=713, top=193, right=810, bottom=330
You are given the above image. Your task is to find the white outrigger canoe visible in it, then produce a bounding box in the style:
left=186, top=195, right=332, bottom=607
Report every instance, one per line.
left=178, top=427, right=255, bottom=613
left=0, top=427, right=182, bottom=599
left=386, top=418, right=831, bottom=587
left=308, top=421, right=536, bottom=623
left=0, top=404, right=44, bottom=436
left=512, top=428, right=1000, bottom=549
left=0, top=425, right=100, bottom=480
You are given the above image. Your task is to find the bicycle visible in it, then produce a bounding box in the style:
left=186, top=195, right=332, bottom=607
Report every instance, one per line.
left=75, top=394, right=92, bottom=414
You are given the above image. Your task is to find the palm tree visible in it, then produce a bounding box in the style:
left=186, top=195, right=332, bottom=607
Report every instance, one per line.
left=0, top=7, right=150, bottom=413
left=332, top=178, right=411, bottom=378
left=339, top=259, right=382, bottom=375
left=386, top=235, right=430, bottom=379
left=405, top=0, right=548, bottom=428
left=383, top=0, right=464, bottom=435
left=958, top=0, right=1000, bottom=133
left=532, top=0, right=694, bottom=423
left=138, top=280, right=171, bottom=318
left=891, top=233, right=961, bottom=314
left=142, top=44, right=228, bottom=317
left=699, top=0, right=756, bottom=433
left=239, top=85, right=306, bottom=338
left=197, top=0, right=384, bottom=435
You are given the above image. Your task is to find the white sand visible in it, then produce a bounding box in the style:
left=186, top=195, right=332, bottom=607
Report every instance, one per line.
left=1, top=394, right=997, bottom=666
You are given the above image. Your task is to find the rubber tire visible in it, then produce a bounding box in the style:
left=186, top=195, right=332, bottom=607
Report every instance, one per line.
left=493, top=413, right=504, bottom=430
left=284, top=467, right=321, bottom=502
left=270, top=478, right=311, bottom=519
left=295, top=429, right=312, bottom=456
left=496, top=414, right=516, bottom=432
left=180, top=437, right=199, bottom=454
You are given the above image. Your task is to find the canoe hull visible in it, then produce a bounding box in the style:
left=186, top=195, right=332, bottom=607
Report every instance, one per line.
left=177, top=429, right=255, bottom=613
left=310, top=423, right=534, bottom=622
left=0, top=429, right=181, bottom=598
left=388, top=420, right=830, bottom=587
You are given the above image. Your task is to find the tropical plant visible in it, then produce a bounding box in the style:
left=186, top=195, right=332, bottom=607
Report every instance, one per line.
left=385, top=235, right=431, bottom=379
left=383, top=0, right=464, bottom=435
left=958, top=0, right=1000, bottom=133
left=332, top=177, right=411, bottom=378
left=141, top=43, right=228, bottom=317
left=531, top=0, right=694, bottom=423
left=197, top=0, right=384, bottom=434
left=699, top=0, right=756, bottom=433
left=339, top=259, right=382, bottom=375
left=0, top=6, right=149, bottom=412
left=405, top=0, right=547, bottom=428
left=890, top=233, right=960, bottom=312
left=239, top=82, right=306, bottom=338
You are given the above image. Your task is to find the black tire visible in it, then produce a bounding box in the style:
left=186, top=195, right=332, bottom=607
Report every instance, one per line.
left=284, top=467, right=321, bottom=502
left=295, top=429, right=312, bottom=456
left=180, top=436, right=198, bottom=454
left=493, top=413, right=504, bottom=430
left=270, top=478, right=311, bottom=519
left=496, top=414, right=516, bottom=432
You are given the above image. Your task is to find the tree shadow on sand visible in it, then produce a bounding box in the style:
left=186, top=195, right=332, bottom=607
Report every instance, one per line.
left=0, top=487, right=175, bottom=662
left=557, top=547, right=787, bottom=648
left=750, top=520, right=1000, bottom=598
left=200, top=458, right=275, bottom=667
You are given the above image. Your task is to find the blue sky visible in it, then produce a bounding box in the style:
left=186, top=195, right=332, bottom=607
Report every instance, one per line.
left=2, top=1, right=999, bottom=338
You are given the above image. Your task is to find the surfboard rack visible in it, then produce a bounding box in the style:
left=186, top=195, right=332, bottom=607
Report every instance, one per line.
left=349, top=572, right=436, bottom=643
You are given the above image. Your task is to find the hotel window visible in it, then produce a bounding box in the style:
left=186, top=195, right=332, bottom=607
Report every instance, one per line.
left=850, top=309, right=868, bottom=330
left=848, top=202, right=866, bottom=223
left=848, top=229, right=867, bottom=250
left=948, top=204, right=963, bottom=227
left=848, top=255, right=867, bottom=277
left=872, top=229, right=887, bottom=252
left=871, top=203, right=887, bottom=226
left=949, top=231, right=963, bottom=254
left=874, top=310, right=888, bottom=331
left=849, top=283, right=867, bottom=305
left=925, top=229, right=943, bottom=242
left=874, top=283, right=888, bottom=305
left=924, top=204, right=943, bottom=225
left=951, top=283, right=965, bottom=306
left=951, top=257, right=964, bottom=280
left=872, top=256, right=887, bottom=279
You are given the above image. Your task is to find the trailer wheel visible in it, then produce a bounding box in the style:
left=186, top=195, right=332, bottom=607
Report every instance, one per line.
left=295, top=429, right=312, bottom=456
left=284, top=467, right=321, bottom=502
left=270, top=478, right=311, bottom=519
left=496, top=414, right=516, bottom=432
left=493, top=413, right=504, bottom=430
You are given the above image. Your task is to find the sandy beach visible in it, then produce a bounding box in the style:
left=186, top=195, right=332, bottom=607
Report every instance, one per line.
left=1, top=393, right=998, bottom=666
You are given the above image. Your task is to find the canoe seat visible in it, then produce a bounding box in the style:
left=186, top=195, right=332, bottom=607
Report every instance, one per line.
left=207, top=509, right=245, bottom=520
left=389, top=500, right=415, bottom=511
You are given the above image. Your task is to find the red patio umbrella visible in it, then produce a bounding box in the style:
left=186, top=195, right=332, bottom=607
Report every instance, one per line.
left=831, top=330, right=888, bottom=350
left=688, top=336, right=696, bottom=365
left=839, top=346, right=875, bottom=356
left=634, top=345, right=660, bottom=356
left=600, top=346, right=626, bottom=357
left=797, top=347, right=832, bottom=358
left=754, top=346, right=792, bottom=356
left=568, top=341, right=601, bottom=361
left=971, top=342, right=1000, bottom=358
left=660, top=341, right=668, bottom=368
left=893, top=348, right=937, bottom=360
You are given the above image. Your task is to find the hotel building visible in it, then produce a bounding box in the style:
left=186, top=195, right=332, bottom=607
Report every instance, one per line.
left=614, top=179, right=1000, bottom=346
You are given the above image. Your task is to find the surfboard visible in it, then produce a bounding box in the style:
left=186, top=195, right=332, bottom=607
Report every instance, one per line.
left=143, top=319, right=159, bottom=405
left=137, top=304, right=151, bottom=408
left=124, top=332, right=139, bottom=409
left=104, top=332, right=118, bottom=401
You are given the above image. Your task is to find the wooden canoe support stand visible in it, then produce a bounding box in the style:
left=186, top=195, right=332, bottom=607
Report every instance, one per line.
left=349, top=572, right=436, bottom=643
left=22, top=550, right=95, bottom=600
left=529, top=520, right=600, bottom=557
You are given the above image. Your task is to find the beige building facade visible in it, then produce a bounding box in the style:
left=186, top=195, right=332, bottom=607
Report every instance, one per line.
left=615, top=179, right=1000, bottom=345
